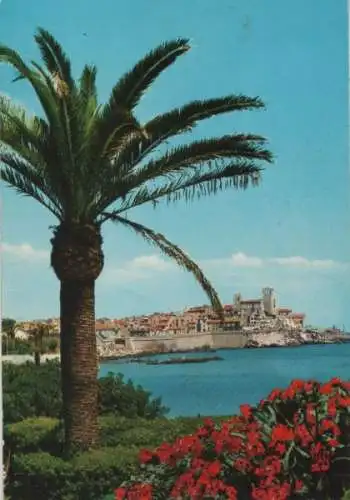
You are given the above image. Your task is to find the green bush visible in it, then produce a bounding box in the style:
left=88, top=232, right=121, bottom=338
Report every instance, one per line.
left=4, top=361, right=62, bottom=424
left=5, top=415, right=222, bottom=456
left=4, top=417, right=63, bottom=455
left=8, top=446, right=139, bottom=500
left=3, top=338, right=32, bottom=355
left=4, top=361, right=168, bottom=425
left=98, top=371, right=168, bottom=419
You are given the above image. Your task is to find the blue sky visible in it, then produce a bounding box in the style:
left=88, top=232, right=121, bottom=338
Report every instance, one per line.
left=0, top=0, right=349, bottom=327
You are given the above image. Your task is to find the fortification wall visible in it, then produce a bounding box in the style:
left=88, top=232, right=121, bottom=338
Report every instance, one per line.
left=128, top=331, right=248, bottom=353
left=128, top=333, right=213, bottom=352
left=211, top=331, right=248, bottom=349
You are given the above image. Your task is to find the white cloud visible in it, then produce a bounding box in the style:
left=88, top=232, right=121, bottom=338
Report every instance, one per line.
left=229, top=252, right=263, bottom=268
left=131, top=255, right=171, bottom=271
left=101, top=254, right=171, bottom=285
left=269, top=256, right=339, bottom=269
left=1, top=243, right=49, bottom=262
left=204, top=252, right=344, bottom=270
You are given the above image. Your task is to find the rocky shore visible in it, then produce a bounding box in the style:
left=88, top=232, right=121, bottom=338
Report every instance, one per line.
left=245, top=330, right=348, bottom=349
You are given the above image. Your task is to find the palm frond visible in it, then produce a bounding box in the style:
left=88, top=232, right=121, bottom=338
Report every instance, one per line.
left=1, top=162, right=62, bottom=219
left=107, top=38, right=190, bottom=110
left=79, top=65, right=98, bottom=103
left=0, top=45, right=61, bottom=132
left=109, top=160, right=263, bottom=214
left=0, top=94, right=71, bottom=208
left=97, top=134, right=271, bottom=213
left=34, top=28, right=75, bottom=91
left=89, top=38, right=190, bottom=163
left=114, top=95, right=266, bottom=171
left=105, top=214, right=223, bottom=317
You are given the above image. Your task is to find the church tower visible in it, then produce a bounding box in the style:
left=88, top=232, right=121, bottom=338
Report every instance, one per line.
left=262, top=287, right=277, bottom=315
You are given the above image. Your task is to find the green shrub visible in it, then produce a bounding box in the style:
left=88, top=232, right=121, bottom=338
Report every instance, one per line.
left=98, top=372, right=168, bottom=419
left=4, top=417, right=63, bottom=455
left=4, top=361, right=62, bottom=424
left=5, top=415, right=220, bottom=455
left=8, top=446, right=139, bottom=500
left=4, top=361, right=168, bottom=425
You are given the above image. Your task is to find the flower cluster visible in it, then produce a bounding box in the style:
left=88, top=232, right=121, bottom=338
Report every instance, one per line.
left=115, top=378, right=350, bottom=499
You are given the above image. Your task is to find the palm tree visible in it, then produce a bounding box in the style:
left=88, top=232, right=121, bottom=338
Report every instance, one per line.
left=0, top=28, right=273, bottom=451
left=29, top=322, right=51, bottom=366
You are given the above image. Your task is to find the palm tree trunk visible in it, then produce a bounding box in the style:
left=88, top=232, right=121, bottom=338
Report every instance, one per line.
left=60, top=278, right=99, bottom=452
left=34, top=351, right=41, bottom=366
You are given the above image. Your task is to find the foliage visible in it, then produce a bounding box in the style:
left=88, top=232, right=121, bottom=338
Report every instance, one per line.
left=3, top=338, right=32, bottom=355
left=115, top=378, right=350, bottom=500
left=4, top=361, right=62, bottom=425
left=2, top=336, right=58, bottom=355
left=5, top=415, right=230, bottom=500
left=8, top=446, right=139, bottom=500
left=5, top=414, right=228, bottom=456
left=5, top=417, right=63, bottom=456
left=2, top=318, right=16, bottom=336
left=3, top=361, right=168, bottom=425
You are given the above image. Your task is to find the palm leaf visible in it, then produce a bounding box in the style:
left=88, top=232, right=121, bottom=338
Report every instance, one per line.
left=109, top=160, right=263, bottom=214
left=34, top=28, right=75, bottom=91
left=1, top=164, right=62, bottom=218
left=106, top=38, right=190, bottom=110
left=114, top=95, right=266, bottom=172
left=97, top=134, right=271, bottom=213
left=0, top=45, right=61, bottom=134
left=90, top=38, right=190, bottom=162
left=104, top=214, right=224, bottom=317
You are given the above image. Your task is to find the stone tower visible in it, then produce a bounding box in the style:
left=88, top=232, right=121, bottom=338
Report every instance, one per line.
left=234, top=293, right=242, bottom=309
left=262, top=287, right=277, bottom=315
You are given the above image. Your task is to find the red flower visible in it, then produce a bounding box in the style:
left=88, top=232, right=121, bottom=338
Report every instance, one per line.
left=115, top=487, right=126, bottom=500
left=274, top=442, right=286, bottom=455
left=320, top=419, right=340, bottom=436
left=306, top=404, right=316, bottom=425
left=225, top=485, right=238, bottom=499
left=203, top=417, right=215, bottom=428
left=311, top=443, right=331, bottom=473
left=294, top=479, right=304, bottom=492
left=271, top=424, right=294, bottom=442
left=206, top=460, right=221, bottom=477
left=320, top=382, right=333, bottom=395
left=240, top=403, right=253, bottom=420
left=139, top=449, right=154, bottom=464
left=304, top=381, right=315, bottom=393
left=125, top=484, right=153, bottom=500
left=267, top=389, right=282, bottom=401
left=295, top=424, right=314, bottom=447
left=234, top=457, right=251, bottom=473
left=327, top=438, right=340, bottom=448
left=330, top=377, right=341, bottom=385
left=338, top=396, right=350, bottom=408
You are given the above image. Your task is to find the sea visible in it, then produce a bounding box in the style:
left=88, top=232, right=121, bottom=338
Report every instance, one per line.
left=99, top=344, right=350, bottom=418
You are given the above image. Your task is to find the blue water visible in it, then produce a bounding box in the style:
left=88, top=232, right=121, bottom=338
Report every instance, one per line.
left=99, top=344, right=350, bottom=417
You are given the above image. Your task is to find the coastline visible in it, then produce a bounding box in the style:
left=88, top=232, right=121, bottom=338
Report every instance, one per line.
left=3, top=332, right=348, bottom=365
